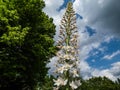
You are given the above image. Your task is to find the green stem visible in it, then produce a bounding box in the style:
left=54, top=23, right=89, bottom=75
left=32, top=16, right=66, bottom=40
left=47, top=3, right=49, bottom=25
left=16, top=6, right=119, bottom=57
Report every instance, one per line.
left=65, top=8, right=71, bottom=90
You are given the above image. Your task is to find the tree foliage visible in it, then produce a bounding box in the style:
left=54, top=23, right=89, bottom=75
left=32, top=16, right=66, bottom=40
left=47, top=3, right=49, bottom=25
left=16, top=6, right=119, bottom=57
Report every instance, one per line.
left=0, top=0, right=56, bottom=89
left=79, top=77, right=120, bottom=90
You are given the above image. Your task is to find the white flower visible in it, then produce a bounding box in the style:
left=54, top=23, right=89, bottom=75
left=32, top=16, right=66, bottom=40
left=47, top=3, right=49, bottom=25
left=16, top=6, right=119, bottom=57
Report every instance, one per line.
left=62, top=46, right=74, bottom=52
left=56, top=52, right=64, bottom=61
left=56, top=63, right=73, bottom=74
left=63, top=54, right=75, bottom=61
left=64, top=63, right=73, bottom=70
left=56, top=66, right=67, bottom=74
left=70, top=38, right=76, bottom=42
left=72, top=69, right=79, bottom=77
left=70, top=56, right=76, bottom=61
left=70, top=80, right=81, bottom=89
left=73, top=33, right=79, bottom=38
left=53, top=77, right=68, bottom=87
left=56, top=45, right=62, bottom=49
left=70, top=81, right=78, bottom=89
left=75, top=80, right=81, bottom=86
left=63, top=54, right=70, bottom=60
left=71, top=49, right=75, bottom=54
left=56, top=52, right=62, bottom=57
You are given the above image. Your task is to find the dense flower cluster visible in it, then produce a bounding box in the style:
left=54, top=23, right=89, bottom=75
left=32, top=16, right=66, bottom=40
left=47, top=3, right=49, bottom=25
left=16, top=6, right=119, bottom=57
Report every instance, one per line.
left=54, top=45, right=81, bottom=89
left=53, top=1, right=81, bottom=90
left=53, top=77, right=68, bottom=87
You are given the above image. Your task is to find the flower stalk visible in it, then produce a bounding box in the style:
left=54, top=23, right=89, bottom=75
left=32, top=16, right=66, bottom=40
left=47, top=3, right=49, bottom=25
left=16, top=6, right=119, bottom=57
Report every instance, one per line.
left=53, top=1, right=81, bottom=90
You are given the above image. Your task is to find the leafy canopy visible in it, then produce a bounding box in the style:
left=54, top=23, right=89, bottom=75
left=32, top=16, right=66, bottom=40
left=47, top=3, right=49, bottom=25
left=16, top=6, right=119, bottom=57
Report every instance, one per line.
left=0, top=0, right=56, bottom=89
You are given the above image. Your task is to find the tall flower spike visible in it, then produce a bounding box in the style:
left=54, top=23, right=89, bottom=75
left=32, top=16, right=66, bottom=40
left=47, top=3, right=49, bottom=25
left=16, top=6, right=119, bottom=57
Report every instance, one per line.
left=53, top=1, right=81, bottom=90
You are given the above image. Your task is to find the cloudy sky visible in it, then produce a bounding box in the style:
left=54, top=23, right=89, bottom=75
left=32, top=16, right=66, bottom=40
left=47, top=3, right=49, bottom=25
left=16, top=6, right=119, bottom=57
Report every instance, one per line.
left=43, top=0, right=120, bottom=81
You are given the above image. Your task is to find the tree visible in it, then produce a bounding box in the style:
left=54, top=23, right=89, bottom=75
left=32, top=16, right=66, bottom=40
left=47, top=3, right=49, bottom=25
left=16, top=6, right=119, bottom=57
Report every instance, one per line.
left=53, top=1, right=81, bottom=90
left=80, top=77, right=120, bottom=90
left=41, top=75, right=55, bottom=90
left=0, top=0, right=56, bottom=89
left=115, top=78, right=120, bottom=90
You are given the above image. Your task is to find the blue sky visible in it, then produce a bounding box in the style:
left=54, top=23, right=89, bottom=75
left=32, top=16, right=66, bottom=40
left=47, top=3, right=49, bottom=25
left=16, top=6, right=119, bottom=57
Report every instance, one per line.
left=43, top=0, right=120, bottom=81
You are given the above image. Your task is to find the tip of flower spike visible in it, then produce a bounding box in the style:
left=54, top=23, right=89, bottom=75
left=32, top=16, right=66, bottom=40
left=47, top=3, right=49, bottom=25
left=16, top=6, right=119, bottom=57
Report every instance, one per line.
left=68, top=0, right=74, bottom=3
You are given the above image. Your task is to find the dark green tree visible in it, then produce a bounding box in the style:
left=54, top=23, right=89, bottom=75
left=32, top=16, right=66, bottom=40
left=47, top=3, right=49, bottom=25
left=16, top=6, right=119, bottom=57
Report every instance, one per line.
left=0, top=0, right=56, bottom=89
left=79, top=76, right=120, bottom=90
left=115, top=78, right=120, bottom=90
left=41, top=75, right=54, bottom=90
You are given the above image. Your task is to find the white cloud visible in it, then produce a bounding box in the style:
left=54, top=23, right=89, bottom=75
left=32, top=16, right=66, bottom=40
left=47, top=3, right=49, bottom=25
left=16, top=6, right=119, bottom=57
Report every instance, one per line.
left=91, top=69, right=116, bottom=80
left=43, top=0, right=65, bottom=41
left=103, top=50, right=120, bottom=60
left=78, top=61, right=120, bottom=81
left=79, top=60, right=92, bottom=80
left=47, top=57, right=58, bottom=76
left=74, top=0, right=120, bottom=37
left=91, top=62, right=120, bottom=81
left=110, top=62, right=120, bottom=78
left=43, top=0, right=63, bottom=16
left=43, top=0, right=64, bottom=27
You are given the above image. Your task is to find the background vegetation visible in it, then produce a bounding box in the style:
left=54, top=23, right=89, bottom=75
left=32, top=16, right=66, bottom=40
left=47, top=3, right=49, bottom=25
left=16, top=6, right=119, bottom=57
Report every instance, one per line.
left=43, top=76, right=120, bottom=90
